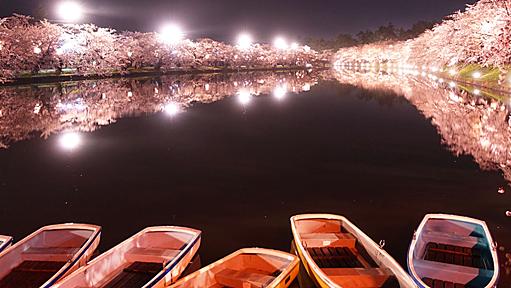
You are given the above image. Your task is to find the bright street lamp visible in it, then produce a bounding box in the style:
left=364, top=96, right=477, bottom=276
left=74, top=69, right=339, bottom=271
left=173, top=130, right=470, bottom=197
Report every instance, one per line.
left=273, top=37, right=288, bottom=50
left=56, top=1, right=84, bottom=22
left=159, top=24, right=185, bottom=45
left=237, top=33, right=253, bottom=50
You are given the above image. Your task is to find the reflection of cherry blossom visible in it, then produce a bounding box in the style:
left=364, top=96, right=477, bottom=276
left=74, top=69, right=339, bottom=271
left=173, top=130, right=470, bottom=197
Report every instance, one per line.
left=0, top=71, right=321, bottom=148
left=332, top=68, right=511, bottom=186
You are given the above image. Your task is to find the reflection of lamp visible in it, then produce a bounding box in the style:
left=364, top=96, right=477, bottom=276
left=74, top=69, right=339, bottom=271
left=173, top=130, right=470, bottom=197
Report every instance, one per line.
left=56, top=1, right=84, bottom=22
left=59, top=132, right=82, bottom=150
left=238, top=89, right=252, bottom=105
left=273, top=85, right=287, bottom=100
left=164, top=103, right=180, bottom=116
left=472, top=71, right=482, bottom=79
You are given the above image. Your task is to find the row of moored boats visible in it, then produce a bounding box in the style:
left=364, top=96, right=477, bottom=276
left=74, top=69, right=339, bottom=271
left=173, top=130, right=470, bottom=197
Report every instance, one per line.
left=0, top=213, right=499, bottom=287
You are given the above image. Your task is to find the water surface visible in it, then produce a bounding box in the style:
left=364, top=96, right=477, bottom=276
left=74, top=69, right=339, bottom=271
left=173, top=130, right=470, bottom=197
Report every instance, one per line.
left=0, top=70, right=509, bottom=285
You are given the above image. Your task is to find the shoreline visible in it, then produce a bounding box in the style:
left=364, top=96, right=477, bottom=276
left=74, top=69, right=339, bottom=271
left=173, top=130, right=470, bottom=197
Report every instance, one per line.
left=1, top=65, right=330, bottom=87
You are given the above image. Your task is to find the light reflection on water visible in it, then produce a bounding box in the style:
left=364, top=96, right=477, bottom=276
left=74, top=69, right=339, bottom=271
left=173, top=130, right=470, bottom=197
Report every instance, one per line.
left=0, top=69, right=510, bottom=285
left=0, top=71, right=319, bottom=149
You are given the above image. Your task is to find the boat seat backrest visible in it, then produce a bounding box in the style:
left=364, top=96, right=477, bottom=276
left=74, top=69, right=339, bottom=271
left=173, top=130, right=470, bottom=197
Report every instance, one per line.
left=422, top=230, right=480, bottom=249
left=215, top=268, right=275, bottom=288
left=21, top=247, right=79, bottom=262
left=125, top=247, right=180, bottom=264
left=301, top=233, right=356, bottom=248
left=412, top=259, right=490, bottom=284
left=321, top=268, right=392, bottom=287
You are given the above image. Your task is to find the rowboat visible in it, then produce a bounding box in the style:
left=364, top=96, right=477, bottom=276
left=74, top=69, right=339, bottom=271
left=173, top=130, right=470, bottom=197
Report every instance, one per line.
left=169, top=248, right=300, bottom=288
left=0, top=223, right=101, bottom=288
left=54, top=226, right=201, bottom=288
left=0, top=236, right=13, bottom=254
left=408, top=214, right=499, bottom=288
left=291, top=214, right=416, bottom=288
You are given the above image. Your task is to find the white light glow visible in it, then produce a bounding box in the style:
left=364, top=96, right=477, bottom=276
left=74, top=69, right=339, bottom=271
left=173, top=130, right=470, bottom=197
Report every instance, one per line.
left=237, top=33, right=253, bottom=49
left=56, top=1, right=83, bottom=22
left=34, top=47, right=42, bottom=54
left=449, top=81, right=456, bottom=88
left=59, top=132, right=82, bottom=150
left=472, top=71, right=482, bottom=79
left=238, top=89, right=252, bottom=105
left=273, top=85, right=287, bottom=100
left=290, top=42, right=299, bottom=50
left=302, top=83, right=311, bottom=92
left=473, top=89, right=481, bottom=95
left=164, top=102, right=180, bottom=116
left=449, top=69, right=457, bottom=76
left=273, top=37, right=288, bottom=50
left=159, top=24, right=185, bottom=45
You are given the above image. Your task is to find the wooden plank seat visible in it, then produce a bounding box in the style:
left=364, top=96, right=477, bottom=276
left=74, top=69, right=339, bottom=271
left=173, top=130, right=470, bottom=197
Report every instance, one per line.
left=322, top=268, right=393, bottom=288
left=307, top=247, right=364, bottom=268
left=0, top=260, right=66, bottom=288
left=126, top=247, right=180, bottom=264
left=424, top=243, right=485, bottom=269
left=301, top=233, right=356, bottom=248
left=22, top=247, right=79, bottom=262
left=422, top=277, right=466, bottom=288
left=101, top=262, right=163, bottom=288
left=215, top=268, right=276, bottom=288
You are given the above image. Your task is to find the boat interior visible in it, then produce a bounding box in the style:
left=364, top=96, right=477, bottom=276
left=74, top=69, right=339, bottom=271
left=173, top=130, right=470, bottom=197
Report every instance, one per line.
left=295, top=218, right=400, bottom=288
left=0, top=228, right=94, bottom=288
left=412, top=218, right=494, bottom=288
left=60, top=230, right=196, bottom=288
left=173, top=251, right=293, bottom=288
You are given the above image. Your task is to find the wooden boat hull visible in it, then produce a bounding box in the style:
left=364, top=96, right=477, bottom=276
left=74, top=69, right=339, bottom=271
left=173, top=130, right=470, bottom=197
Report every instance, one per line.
left=0, top=236, right=13, bottom=254
left=0, top=223, right=101, bottom=288
left=54, top=226, right=201, bottom=288
left=170, top=248, right=300, bottom=288
left=291, top=214, right=416, bottom=288
left=408, top=214, right=499, bottom=288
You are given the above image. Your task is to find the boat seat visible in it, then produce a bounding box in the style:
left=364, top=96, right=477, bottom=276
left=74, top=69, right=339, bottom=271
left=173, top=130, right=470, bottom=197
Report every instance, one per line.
left=215, top=268, right=275, bottom=288
left=307, top=247, right=364, bottom=268
left=424, top=242, right=487, bottom=269
left=22, top=247, right=79, bottom=262
left=0, top=261, right=66, bottom=288
left=422, top=277, right=466, bottom=288
left=322, top=268, right=392, bottom=288
left=125, top=247, right=180, bottom=264
left=413, top=259, right=492, bottom=285
left=101, top=262, right=162, bottom=288
left=302, top=233, right=356, bottom=248
left=422, top=230, right=480, bottom=249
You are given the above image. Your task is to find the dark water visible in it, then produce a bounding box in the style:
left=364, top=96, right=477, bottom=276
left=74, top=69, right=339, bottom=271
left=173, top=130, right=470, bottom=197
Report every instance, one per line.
left=0, top=71, right=510, bottom=286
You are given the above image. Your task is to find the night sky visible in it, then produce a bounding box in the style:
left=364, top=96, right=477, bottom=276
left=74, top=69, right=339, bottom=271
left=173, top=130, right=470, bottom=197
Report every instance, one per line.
left=1, top=0, right=477, bottom=41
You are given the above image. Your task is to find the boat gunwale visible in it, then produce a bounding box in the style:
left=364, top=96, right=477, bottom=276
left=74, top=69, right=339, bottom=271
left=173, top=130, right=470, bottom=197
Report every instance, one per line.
left=407, top=213, right=499, bottom=288
left=54, top=225, right=201, bottom=288
left=0, top=223, right=102, bottom=288
left=290, top=213, right=416, bottom=288
left=0, top=236, right=13, bottom=253
left=142, top=226, right=202, bottom=288
left=168, top=247, right=300, bottom=288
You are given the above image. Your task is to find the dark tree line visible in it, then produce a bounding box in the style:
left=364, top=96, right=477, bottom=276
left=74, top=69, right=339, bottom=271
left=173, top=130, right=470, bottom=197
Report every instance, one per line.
left=303, top=21, right=436, bottom=51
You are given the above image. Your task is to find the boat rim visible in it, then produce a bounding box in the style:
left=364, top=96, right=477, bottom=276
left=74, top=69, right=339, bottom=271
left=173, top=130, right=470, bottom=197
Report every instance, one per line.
left=54, top=226, right=201, bottom=288
left=407, top=213, right=499, bottom=288
left=169, top=247, right=300, bottom=287
left=0, top=223, right=101, bottom=288
left=290, top=213, right=416, bottom=288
